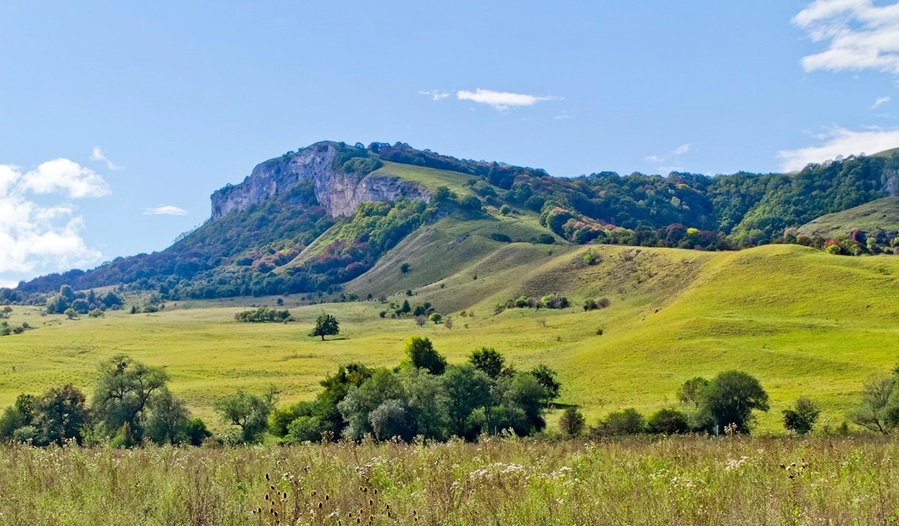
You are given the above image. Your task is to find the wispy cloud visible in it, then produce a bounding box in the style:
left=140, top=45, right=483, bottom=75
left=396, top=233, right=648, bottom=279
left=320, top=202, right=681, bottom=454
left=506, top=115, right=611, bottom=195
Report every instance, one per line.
left=0, top=160, right=108, bottom=278
left=794, top=0, right=899, bottom=74
left=144, top=205, right=188, bottom=216
left=456, top=88, right=562, bottom=110
left=419, top=90, right=450, bottom=101
left=672, top=143, right=691, bottom=155
left=646, top=144, right=692, bottom=171
left=777, top=126, right=899, bottom=171
left=90, top=146, right=122, bottom=170
left=872, top=96, right=892, bottom=109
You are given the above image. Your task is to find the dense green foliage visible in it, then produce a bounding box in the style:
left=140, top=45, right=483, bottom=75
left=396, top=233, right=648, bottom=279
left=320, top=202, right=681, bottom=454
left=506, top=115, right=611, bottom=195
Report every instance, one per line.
left=233, top=307, right=292, bottom=323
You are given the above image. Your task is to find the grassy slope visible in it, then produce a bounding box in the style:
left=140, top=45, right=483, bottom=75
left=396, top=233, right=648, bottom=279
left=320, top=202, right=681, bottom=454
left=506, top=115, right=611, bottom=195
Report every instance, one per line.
left=797, top=196, right=899, bottom=238
left=3, top=244, right=898, bottom=434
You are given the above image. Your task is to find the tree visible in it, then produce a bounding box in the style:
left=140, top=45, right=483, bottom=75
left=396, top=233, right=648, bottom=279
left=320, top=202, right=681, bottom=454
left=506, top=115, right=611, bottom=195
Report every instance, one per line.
left=699, top=371, right=769, bottom=434
left=441, top=365, right=492, bottom=438
left=0, top=394, right=37, bottom=439
left=338, top=369, right=406, bottom=440
left=559, top=407, right=586, bottom=437
left=311, top=313, right=340, bottom=340
left=469, top=347, right=506, bottom=379
left=429, top=313, right=443, bottom=324
left=529, top=364, right=561, bottom=402
left=848, top=375, right=899, bottom=434
left=92, top=355, right=169, bottom=442
left=215, top=390, right=275, bottom=443
left=783, top=397, right=821, bottom=435
left=145, top=388, right=191, bottom=445
left=404, top=337, right=447, bottom=375
left=35, top=384, right=90, bottom=446
left=678, top=377, right=710, bottom=408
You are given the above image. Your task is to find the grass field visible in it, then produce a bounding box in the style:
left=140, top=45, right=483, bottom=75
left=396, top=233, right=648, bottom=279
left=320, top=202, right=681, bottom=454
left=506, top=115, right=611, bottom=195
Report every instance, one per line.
left=0, top=436, right=898, bottom=525
left=2, top=243, right=899, bottom=434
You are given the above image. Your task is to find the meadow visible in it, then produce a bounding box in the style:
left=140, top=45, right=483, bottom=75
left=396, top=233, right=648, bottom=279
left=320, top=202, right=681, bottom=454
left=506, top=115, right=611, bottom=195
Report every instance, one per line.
left=2, top=243, right=899, bottom=433
left=0, top=436, right=897, bottom=525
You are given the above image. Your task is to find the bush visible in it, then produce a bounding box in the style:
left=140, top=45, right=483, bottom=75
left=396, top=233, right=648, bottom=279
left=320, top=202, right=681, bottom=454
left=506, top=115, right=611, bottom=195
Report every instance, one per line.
left=593, top=408, right=645, bottom=437
left=783, top=397, right=821, bottom=435
left=647, top=408, right=690, bottom=435
left=234, top=307, right=292, bottom=323
left=489, top=233, right=512, bottom=243
left=559, top=407, right=586, bottom=437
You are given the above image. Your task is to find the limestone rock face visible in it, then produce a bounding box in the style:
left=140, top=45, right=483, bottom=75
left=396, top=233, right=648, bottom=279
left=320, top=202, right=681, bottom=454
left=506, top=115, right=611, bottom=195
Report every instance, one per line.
left=210, top=141, right=430, bottom=220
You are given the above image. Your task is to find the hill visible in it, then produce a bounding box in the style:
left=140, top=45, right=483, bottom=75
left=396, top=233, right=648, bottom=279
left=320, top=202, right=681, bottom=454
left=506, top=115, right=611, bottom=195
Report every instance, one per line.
left=797, top=196, right=899, bottom=239
left=3, top=140, right=899, bottom=310
left=2, top=243, right=898, bottom=434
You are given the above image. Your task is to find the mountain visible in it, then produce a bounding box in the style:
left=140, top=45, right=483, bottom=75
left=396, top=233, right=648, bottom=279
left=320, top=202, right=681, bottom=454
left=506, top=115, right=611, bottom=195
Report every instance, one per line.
left=4, top=141, right=899, bottom=304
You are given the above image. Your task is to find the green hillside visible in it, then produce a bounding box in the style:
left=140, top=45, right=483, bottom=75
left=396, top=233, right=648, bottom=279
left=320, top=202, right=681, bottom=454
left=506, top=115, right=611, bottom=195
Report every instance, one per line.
left=797, top=196, right=899, bottom=238
left=3, top=243, right=898, bottom=434
left=8, top=141, right=899, bottom=305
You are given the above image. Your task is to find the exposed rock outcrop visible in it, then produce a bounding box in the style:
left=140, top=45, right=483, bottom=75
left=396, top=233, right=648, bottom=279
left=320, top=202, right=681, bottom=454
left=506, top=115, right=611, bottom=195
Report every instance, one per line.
left=210, top=141, right=430, bottom=220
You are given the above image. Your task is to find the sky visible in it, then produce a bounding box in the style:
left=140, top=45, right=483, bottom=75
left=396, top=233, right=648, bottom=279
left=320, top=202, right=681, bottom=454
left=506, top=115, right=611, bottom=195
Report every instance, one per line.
left=2, top=0, right=899, bottom=287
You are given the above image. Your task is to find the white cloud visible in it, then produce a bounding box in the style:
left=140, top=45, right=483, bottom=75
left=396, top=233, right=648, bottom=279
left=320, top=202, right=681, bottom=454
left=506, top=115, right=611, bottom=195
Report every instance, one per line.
left=672, top=143, right=691, bottom=155
left=419, top=90, right=450, bottom=101
left=794, top=0, right=899, bottom=74
left=90, top=147, right=122, bottom=170
left=872, top=95, right=892, bottom=109
left=0, top=160, right=107, bottom=277
left=144, top=205, right=188, bottom=216
left=19, top=158, right=110, bottom=198
left=646, top=143, right=692, bottom=167
left=456, top=88, right=562, bottom=110
left=777, top=126, right=899, bottom=171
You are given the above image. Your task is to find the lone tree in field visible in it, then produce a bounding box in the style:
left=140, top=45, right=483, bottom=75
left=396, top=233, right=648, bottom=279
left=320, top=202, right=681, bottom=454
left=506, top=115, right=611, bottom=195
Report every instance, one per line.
left=312, top=313, right=340, bottom=340
left=699, top=370, right=769, bottom=434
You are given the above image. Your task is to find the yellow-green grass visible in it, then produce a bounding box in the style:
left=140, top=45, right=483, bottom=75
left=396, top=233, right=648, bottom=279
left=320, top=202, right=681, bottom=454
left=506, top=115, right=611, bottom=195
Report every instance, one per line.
left=2, top=244, right=899, bottom=434
left=798, top=196, right=899, bottom=238
left=371, top=161, right=481, bottom=197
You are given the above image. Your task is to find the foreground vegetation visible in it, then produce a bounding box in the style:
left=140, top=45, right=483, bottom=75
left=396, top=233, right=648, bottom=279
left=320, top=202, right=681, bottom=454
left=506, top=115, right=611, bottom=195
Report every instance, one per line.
left=0, top=436, right=897, bottom=525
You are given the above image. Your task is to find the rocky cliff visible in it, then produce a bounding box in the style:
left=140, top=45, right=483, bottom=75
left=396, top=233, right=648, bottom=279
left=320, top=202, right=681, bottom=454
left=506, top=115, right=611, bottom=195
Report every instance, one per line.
left=210, top=141, right=430, bottom=220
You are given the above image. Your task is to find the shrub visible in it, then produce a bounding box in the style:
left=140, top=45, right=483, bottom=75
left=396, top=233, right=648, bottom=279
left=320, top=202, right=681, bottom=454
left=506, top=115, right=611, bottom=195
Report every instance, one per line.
left=235, top=307, right=292, bottom=323
left=593, top=408, right=645, bottom=437
left=783, top=397, right=821, bottom=435
left=559, top=407, right=586, bottom=437
left=647, top=408, right=690, bottom=435
left=489, top=233, right=512, bottom=243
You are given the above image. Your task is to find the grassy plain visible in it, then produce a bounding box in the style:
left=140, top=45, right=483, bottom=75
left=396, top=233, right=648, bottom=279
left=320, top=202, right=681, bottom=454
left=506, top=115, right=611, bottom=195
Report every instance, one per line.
left=0, top=436, right=898, bottom=525
left=2, top=243, right=899, bottom=434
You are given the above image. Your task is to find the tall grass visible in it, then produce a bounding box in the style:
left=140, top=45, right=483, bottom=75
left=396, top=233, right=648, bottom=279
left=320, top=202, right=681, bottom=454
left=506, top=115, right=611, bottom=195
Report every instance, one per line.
left=0, top=436, right=897, bottom=525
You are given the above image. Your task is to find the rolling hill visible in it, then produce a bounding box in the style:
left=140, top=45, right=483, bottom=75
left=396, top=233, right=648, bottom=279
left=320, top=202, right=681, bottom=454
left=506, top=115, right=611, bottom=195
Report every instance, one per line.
left=798, top=196, right=899, bottom=240
left=2, top=242, right=898, bottom=434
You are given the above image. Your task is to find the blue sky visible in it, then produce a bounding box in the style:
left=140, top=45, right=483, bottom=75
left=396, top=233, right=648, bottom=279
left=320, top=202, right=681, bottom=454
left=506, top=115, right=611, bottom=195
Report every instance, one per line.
left=2, top=0, right=899, bottom=286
